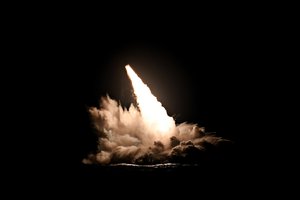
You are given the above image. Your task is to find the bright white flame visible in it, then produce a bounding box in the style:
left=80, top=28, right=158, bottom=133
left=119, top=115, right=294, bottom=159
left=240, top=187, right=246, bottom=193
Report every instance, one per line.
left=125, top=65, right=176, bottom=136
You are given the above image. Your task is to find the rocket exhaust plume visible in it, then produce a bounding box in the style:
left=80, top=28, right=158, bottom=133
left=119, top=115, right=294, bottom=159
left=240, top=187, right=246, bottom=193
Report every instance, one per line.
left=83, top=65, right=232, bottom=165
left=125, top=65, right=175, bottom=140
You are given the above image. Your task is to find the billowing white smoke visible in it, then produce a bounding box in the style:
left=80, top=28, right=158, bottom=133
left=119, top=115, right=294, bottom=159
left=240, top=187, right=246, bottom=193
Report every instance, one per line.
left=83, top=65, right=231, bottom=165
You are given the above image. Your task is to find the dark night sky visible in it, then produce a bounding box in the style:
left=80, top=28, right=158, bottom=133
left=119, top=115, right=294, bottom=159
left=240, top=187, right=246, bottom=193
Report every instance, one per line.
left=48, top=26, right=248, bottom=158
left=64, top=33, right=250, bottom=166
left=2, top=4, right=287, bottom=194
left=5, top=5, right=288, bottom=195
left=23, top=12, right=271, bottom=186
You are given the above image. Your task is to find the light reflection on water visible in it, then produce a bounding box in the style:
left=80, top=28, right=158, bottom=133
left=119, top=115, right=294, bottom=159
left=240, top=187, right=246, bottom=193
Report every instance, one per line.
left=109, top=163, right=199, bottom=168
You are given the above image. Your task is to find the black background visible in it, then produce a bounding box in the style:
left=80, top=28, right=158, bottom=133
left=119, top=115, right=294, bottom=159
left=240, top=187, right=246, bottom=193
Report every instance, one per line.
left=55, top=28, right=251, bottom=174
left=13, top=8, right=276, bottom=192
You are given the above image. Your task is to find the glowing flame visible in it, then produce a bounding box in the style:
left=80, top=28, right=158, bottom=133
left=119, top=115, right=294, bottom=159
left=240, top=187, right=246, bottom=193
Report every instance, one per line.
left=125, top=65, right=175, bottom=136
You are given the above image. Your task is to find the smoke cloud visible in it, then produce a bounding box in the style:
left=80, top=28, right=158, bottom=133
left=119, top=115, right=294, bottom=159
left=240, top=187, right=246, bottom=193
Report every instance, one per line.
left=83, top=96, right=232, bottom=165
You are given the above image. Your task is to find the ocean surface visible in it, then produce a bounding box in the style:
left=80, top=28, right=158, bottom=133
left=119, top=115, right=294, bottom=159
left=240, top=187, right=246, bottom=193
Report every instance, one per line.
left=79, top=161, right=237, bottom=179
